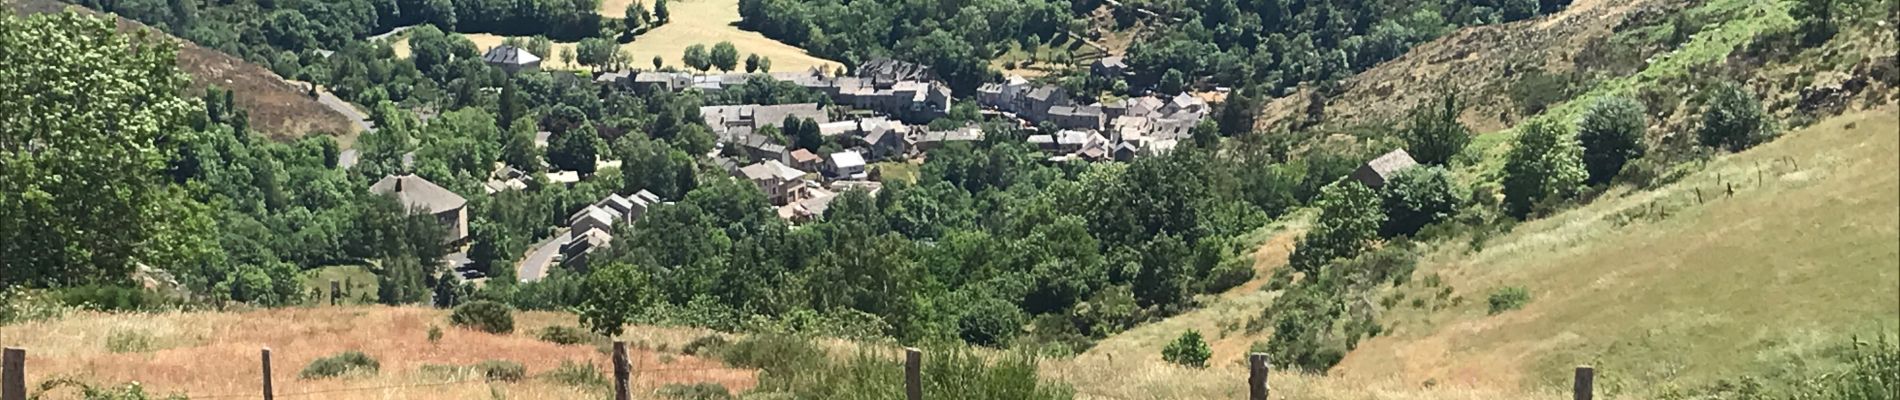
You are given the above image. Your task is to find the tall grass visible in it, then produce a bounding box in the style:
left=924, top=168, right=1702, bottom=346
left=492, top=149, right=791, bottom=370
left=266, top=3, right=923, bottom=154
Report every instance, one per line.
left=726, top=335, right=1075, bottom=400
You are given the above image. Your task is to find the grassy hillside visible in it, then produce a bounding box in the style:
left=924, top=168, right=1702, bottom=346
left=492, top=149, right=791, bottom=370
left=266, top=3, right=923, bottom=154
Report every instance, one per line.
left=7, top=0, right=362, bottom=142
left=0, top=307, right=752, bottom=399
left=1050, top=105, right=1895, bottom=400
left=1343, top=106, right=1898, bottom=396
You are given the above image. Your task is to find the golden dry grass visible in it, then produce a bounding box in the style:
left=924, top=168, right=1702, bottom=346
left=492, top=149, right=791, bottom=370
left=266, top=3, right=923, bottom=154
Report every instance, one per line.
left=390, top=0, right=840, bottom=73
left=0, top=307, right=754, bottom=399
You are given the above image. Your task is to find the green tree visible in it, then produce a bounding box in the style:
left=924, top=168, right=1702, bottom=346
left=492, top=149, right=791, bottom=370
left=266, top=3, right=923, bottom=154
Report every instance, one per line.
left=576, top=37, right=617, bottom=68
left=548, top=123, right=602, bottom=175
left=1576, top=96, right=1647, bottom=184
left=407, top=25, right=455, bottom=73
left=1380, top=166, right=1461, bottom=238
left=682, top=44, right=710, bottom=72
left=1501, top=119, right=1587, bottom=218
left=1162, top=330, right=1212, bottom=368
left=1159, top=68, right=1187, bottom=94
left=580, top=262, right=655, bottom=335
left=0, top=12, right=201, bottom=288
left=654, top=0, right=670, bottom=24
left=710, top=41, right=739, bottom=72
left=501, top=117, right=544, bottom=172
left=1287, top=181, right=1384, bottom=274
left=1401, top=89, right=1471, bottom=165
left=1698, top=83, right=1773, bottom=152
left=757, top=56, right=771, bottom=73
left=744, top=53, right=761, bottom=73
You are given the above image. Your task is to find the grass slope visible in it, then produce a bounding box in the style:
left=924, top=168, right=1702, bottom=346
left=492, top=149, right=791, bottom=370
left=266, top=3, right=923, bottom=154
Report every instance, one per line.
left=0, top=307, right=753, bottom=399
left=1341, top=107, right=1899, bottom=395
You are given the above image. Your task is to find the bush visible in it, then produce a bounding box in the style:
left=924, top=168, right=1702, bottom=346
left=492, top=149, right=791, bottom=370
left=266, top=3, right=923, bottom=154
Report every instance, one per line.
left=427, top=324, right=443, bottom=344
left=475, top=360, right=527, bottom=382
left=1381, top=166, right=1462, bottom=238
left=1402, top=89, right=1471, bottom=166
left=301, top=351, right=380, bottom=379
left=718, top=335, right=827, bottom=372
left=540, top=360, right=609, bottom=390
left=1577, top=96, right=1648, bottom=185
left=105, top=328, right=156, bottom=353
left=681, top=335, right=729, bottom=356
left=658, top=383, right=732, bottom=400
left=957, top=297, right=1025, bottom=348
left=1161, top=330, right=1212, bottom=368
left=537, top=325, right=600, bottom=346
left=1698, top=83, right=1774, bottom=152
left=1487, top=286, right=1532, bottom=314
left=1501, top=119, right=1587, bottom=219
left=451, top=300, right=515, bottom=334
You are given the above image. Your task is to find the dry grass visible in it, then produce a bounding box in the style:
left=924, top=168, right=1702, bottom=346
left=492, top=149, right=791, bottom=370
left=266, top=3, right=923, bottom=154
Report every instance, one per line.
left=0, top=307, right=755, bottom=399
left=1340, top=107, right=1900, bottom=394
left=391, top=0, right=840, bottom=74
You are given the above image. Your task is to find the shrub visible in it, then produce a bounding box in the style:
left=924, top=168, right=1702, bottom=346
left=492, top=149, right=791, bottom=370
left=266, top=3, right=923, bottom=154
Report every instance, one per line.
left=427, top=325, right=443, bottom=344
left=1698, top=83, right=1773, bottom=152
left=537, top=325, right=599, bottom=346
left=1577, top=96, right=1648, bottom=185
left=1161, top=330, right=1212, bottom=368
left=105, top=328, right=155, bottom=353
left=1381, top=166, right=1462, bottom=238
left=718, top=335, right=826, bottom=372
left=681, top=335, right=729, bottom=356
left=540, top=360, right=609, bottom=391
left=1487, top=286, right=1532, bottom=315
left=658, top=383, right=732, bottom=400
left=451, top=300, right=515, bottom=334
left=956, top=297, right=1025, bottom=348
left=475, top=360, right=526, bottom=382
left=301, top=351, right=380, bottom=379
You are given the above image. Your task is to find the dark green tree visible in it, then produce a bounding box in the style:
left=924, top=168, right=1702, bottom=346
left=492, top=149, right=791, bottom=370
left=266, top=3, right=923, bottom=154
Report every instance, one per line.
left=579, top=262, right=655, bottom=335
left=710, top=41, right=739, bottom=72
left=1698, top=83, right=1773, bottom=152
left=548, top=123, right=602, bottom=175
left=682, top=44, right=710, bottom=72
left=1401, top=89, right=1471, bottom=166
left=1576, top=96, right=1647, bottom=184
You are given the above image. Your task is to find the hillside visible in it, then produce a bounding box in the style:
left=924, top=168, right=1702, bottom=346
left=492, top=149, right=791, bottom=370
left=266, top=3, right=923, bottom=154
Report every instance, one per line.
left=0, top=307, right=754, bottom=399
left=1047, top=105, right=1898, bottom=400
left=6, top=0, right=362, bottom=142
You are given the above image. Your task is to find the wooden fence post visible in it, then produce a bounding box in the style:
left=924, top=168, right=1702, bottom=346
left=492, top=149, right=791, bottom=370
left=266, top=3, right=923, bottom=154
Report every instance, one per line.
left=1573, top=365, right=1595, bottom=400
left=613, top=341, right=631, bottom=400
left=904, top=347, right=922, bottom=400
left=261, top=347, right=274, bottom=400
left=1248, top=353, right=1270, bottom=400
left=2, top=347, right=24, bottom=400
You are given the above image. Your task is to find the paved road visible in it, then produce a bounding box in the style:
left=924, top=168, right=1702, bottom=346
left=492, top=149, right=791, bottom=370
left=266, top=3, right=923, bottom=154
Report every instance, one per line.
left=516, top=229, right=570, bottom=282
left=314, top=89, right=375, bottom=133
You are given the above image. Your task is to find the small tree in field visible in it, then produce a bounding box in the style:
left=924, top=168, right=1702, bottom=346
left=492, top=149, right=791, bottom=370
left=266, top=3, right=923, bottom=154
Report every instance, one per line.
left=682, top=44, right=710, bottom=72
left=1162, top=330, right=1212, bottom=368
left=1576, top=96, right=1647, bottom=184
left=1501, top=119, right=1586, bottom=219
left=1698, top=83, right=1773, bottom=152
left=710, top=42, right=739, bottom=72
left=1402, top=89, right=1471, bottom=166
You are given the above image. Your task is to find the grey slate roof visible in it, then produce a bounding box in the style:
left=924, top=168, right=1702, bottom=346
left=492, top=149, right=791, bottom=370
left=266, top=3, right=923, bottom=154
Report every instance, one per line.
left=369, top=174, right=467, bottom=214
left=481, top=46, right=541, bottom=65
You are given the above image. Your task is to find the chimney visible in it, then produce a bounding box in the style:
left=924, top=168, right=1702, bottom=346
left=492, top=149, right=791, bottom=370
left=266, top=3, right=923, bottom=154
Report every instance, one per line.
left=395, top=176, right=404, bottom=192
